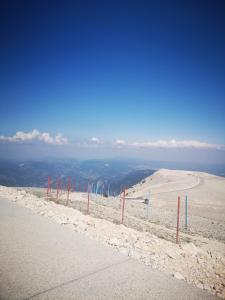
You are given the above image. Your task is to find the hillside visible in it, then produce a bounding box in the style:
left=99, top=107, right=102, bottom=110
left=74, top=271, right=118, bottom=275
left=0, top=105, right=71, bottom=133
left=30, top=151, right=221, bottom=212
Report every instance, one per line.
left=126, top=169, right=225, bottom=223
left=0, top=159, right=154, bottom=195
left=0, top=171, right=225, bottom=298
left=127, top=169, right=225, bottom=198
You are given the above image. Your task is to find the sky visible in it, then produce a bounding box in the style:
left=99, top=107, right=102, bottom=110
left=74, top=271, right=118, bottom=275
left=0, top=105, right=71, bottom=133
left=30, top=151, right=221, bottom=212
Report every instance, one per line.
left=0, top=0, right=225, bottom=163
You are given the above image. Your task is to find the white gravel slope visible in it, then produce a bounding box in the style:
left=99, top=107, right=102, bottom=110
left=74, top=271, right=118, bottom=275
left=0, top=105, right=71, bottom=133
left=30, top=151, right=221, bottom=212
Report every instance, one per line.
left=124, top=169, right=225, bottom=240
left=0, top=182, right=225, bottom=298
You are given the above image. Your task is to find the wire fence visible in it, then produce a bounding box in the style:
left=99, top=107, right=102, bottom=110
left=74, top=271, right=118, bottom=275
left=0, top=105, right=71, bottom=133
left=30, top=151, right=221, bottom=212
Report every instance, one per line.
left=28, top=176, right=225, bottom=244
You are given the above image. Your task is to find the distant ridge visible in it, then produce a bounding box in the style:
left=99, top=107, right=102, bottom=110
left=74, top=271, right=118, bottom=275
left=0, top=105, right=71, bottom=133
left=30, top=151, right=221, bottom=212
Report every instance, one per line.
left=0, top=159, right=155, bottom=195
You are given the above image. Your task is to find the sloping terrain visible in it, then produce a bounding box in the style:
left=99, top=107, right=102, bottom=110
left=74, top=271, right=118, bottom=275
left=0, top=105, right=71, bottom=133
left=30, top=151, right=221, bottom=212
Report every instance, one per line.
left=0, top=198, right=219, bottom=300
left=0, top=169, right=224, bottom=298
left=0, top=159, right=154, bottom=195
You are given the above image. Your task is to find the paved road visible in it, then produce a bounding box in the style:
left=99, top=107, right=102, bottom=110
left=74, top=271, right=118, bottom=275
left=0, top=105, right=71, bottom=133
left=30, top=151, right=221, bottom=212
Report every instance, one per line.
left=126, top=175, right=204, bottom=200
left=0, top=198, right=218, bottom=300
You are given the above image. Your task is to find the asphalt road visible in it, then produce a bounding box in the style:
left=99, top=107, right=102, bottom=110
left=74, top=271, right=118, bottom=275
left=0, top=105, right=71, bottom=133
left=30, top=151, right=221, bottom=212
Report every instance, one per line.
left=0, top=197, right=219, bottom=300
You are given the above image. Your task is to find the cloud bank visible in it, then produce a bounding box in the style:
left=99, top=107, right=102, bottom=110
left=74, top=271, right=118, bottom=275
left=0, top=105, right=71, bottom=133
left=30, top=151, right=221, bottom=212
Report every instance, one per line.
left=114, top=139, right=126, bottom=146
left=84, top=137, right=224, bottom=151
left=0, top=130, right=68, bottom=145
left=90, top=137, right=102, bottom=144
left=130, top=139, right=223, bottom=150
left=0, top=130, right=224, bottom=151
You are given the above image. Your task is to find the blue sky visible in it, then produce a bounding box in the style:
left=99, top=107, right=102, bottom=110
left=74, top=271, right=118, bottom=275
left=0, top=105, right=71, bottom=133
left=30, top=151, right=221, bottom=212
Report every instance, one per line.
left=0, top=1, right=225, bottom=162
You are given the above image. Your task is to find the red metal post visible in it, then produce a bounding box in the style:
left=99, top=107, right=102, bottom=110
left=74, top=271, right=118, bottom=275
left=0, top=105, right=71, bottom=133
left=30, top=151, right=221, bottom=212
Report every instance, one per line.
left=56, top=178, right=61, bottom=202
left=119, top=188, right=123, bottom=208
left=176, top=196, right=181, bottom=244
left=66, top=177, right=71, bottom=206
left=121, top=189, right=126, bottom=224
left=46, top=180, right=48, bottom=198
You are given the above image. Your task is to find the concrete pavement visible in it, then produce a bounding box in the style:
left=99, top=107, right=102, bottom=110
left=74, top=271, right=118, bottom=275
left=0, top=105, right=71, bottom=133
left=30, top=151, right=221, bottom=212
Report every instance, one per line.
left=0, top=197, right=219, bottom=300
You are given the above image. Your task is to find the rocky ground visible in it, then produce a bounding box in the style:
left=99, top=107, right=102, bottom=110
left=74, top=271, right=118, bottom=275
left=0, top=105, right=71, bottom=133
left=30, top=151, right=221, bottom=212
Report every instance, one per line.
left=125, top=169, right=225, bottom=241
left=0, top=184, right=225, bottom=299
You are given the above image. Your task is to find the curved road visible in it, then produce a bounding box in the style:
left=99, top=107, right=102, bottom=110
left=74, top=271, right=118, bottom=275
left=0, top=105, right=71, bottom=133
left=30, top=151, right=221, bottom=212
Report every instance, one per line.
left=127, top=175, right=204, bottom=200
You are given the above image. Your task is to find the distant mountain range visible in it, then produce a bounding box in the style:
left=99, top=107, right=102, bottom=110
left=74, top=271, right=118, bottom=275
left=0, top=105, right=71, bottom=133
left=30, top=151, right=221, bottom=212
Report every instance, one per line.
left=0, top=158, right=224, bottom=196
left=0, top=159, right=155, bottom=195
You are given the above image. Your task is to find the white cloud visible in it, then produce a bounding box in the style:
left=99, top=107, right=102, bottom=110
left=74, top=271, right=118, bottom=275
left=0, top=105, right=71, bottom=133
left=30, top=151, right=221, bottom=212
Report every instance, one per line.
left=90, top=137, right=101, bottom=144
left=114, top=139, right=126, bottom=146
left=0, top=130, right=68, bottom=145
left=130, top=139, right=223, bottom=150
left=2, top=131, right=222, bottom=151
